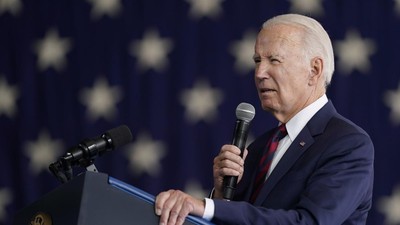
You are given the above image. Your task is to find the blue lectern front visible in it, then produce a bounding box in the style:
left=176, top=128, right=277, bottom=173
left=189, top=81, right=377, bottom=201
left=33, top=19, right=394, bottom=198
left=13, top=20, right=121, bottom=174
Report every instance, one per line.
left=14, top=171, right=213, bottom=225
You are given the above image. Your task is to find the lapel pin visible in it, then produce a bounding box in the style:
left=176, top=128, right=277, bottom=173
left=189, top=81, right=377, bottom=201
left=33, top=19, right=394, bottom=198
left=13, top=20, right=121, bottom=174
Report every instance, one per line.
left=299, top=141, right=306, bottom=147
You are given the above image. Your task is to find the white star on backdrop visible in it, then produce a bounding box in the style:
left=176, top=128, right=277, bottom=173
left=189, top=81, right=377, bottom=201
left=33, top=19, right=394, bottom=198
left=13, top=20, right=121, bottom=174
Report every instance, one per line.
left=384, top=82, right=400, bottom=125
left=184, top=180, right=209, bottom=199
left=0, top=188, right=12, bottom=222
left=129, top=29, right=173, bottom=73
left=86, top=0, right=121, bottom=20
left=185, top=0, right=224, bottom=19
left=180, top=79, right=224, bottom=123
left=395, top=0, right=400, bottom=15
left=0, top=76, right=19, bottom=118
left=0, top=0, right=22, bottom=16
left=289, top=0, right=324, bottom=16
left=334, top=30, right=376, bottom=75
left=24, top=131, right=64, bottom=174
left=34, top=29, right=72, bottom=72
left=125, top=133, right=166, bottom=176
left=80, top=77, right=122, bottom=121
left=229, top=30, right=257, bottom=74
left=378, top=185, right=400, bottom=225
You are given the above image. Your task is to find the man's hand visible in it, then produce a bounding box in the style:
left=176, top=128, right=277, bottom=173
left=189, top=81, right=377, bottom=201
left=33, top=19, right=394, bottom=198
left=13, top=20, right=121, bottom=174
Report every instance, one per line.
left=155, top=189, right=205, bottom=225
left=212, top=144, right=247, bottom=199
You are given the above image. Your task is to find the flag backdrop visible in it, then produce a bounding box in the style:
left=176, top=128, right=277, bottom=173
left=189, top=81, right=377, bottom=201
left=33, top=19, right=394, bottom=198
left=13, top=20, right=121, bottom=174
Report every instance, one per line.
left=1, top=0, right=400, bottom=224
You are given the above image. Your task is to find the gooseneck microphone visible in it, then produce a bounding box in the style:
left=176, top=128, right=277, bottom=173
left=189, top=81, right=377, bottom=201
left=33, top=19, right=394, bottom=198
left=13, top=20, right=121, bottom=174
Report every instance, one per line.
left=49, top=125, right=132, bottom=183
left=223, top=103, right=255, bottom=200
left=62, top=125, right=132, bottom=166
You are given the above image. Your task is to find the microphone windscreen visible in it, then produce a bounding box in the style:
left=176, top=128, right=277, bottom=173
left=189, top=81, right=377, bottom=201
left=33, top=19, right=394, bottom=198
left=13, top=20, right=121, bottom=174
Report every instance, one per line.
left=236, top=103, right=255, bottom=122
left=105, top=125, right=133, bottom=148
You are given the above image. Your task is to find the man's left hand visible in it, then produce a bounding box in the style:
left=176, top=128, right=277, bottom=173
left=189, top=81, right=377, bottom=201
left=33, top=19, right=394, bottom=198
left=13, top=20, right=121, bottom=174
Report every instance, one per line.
left=155, top=189, right=205, bottom=225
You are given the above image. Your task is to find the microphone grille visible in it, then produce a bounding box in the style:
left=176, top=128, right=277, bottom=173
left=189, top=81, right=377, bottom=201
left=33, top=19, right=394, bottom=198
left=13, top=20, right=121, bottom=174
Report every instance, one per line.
left=236, top=102, right=255, bottom=122
left=105, top=125, right=133, bottom=148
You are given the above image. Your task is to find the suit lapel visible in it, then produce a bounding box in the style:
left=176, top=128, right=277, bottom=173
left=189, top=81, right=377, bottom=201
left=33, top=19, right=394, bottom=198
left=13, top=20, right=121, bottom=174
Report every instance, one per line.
left=253, top=101, right=337, bottom=205
left=253, top=129, right=314, bottom=205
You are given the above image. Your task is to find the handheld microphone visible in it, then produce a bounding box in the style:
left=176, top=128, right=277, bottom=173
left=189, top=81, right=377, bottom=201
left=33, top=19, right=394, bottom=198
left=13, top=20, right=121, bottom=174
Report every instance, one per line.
left=223, top=103, right=255, bottom=200
left=49, top=125, right=132, bottom=182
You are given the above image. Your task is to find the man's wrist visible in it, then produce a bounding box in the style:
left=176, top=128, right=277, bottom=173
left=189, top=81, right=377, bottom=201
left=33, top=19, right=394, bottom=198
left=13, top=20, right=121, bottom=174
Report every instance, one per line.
left=210, top=187, right=224, bottom=199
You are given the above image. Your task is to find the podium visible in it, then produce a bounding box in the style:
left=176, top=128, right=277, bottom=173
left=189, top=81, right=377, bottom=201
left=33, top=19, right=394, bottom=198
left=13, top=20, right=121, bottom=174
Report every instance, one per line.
left=14, top=172, right=213, bottom=225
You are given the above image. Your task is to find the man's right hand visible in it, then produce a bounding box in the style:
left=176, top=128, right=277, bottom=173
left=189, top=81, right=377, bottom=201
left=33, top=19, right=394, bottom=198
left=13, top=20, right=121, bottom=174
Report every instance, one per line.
left=212, top=144, right=247, bottom=199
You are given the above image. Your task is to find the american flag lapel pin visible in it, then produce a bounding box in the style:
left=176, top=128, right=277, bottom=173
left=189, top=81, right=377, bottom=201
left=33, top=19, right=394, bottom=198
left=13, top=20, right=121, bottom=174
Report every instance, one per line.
left=299, top=141, right=306, bottom=147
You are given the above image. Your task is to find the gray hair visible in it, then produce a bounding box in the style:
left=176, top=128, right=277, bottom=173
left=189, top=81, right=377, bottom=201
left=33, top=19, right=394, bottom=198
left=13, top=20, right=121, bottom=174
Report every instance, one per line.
left=262, top=14, right=335, bottom=87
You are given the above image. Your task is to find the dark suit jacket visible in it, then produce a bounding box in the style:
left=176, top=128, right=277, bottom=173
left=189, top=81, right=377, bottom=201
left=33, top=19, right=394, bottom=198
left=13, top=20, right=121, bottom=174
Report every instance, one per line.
left=212, top=101, right=374, bottom=225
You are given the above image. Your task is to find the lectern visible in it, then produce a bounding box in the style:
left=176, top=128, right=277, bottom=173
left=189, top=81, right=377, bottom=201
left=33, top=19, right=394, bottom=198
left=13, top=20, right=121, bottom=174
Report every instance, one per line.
left=14, top=172, right=213, bottom=225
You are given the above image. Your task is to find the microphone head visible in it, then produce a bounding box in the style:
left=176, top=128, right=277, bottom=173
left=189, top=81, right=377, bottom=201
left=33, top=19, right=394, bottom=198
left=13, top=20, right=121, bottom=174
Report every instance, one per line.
left=105, top=125, right=133, bottom=148
left=236, top=102, right=255, bottom=122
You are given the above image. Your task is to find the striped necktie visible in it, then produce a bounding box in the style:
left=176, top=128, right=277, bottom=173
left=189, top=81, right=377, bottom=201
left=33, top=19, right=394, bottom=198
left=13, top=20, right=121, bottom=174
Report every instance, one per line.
left=250, top=124, right=287, bottom=203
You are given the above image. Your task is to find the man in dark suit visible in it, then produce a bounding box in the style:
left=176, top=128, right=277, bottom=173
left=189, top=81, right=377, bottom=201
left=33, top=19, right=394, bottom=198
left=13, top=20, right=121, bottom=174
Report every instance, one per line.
left=155, top=13, right=374, bottom=225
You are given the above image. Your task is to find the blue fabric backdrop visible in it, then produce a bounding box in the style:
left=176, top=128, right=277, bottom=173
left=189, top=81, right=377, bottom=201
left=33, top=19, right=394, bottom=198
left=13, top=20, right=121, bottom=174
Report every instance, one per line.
left=1, top=0, right=399, bottom=224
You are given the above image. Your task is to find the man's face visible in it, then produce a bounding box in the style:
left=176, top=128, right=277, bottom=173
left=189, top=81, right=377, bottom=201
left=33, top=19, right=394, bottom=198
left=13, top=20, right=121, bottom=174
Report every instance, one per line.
left=254, top=24, right=315, bottom=122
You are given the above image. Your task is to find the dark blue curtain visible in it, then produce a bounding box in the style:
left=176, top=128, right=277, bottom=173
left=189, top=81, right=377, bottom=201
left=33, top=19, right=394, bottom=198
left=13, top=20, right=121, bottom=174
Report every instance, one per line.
left=0, top=0, right=399, bottom=224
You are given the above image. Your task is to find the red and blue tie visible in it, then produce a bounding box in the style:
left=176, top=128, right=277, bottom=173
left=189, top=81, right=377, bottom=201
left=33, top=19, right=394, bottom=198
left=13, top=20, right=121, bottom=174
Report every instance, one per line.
left=250, top=124, right=287, bottom=203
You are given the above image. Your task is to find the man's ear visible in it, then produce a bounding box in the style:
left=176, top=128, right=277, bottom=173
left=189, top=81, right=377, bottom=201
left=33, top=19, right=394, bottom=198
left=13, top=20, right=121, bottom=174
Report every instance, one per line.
left=308, top=57, right=323, bottom=86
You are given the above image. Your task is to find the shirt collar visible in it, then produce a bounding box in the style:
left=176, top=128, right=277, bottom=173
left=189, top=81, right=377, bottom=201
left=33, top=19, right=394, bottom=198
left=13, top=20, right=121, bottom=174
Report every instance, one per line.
left=284, top=94, right=328, bottom=141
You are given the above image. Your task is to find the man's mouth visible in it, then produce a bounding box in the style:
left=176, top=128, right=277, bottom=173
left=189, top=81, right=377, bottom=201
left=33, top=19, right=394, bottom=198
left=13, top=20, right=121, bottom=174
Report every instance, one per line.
left=260, top=88, right=276, bottom=93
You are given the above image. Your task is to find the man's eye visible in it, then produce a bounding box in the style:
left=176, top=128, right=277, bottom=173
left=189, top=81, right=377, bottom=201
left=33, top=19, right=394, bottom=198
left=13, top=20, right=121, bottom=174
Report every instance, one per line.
left=253, top=58, right=261, bottom=64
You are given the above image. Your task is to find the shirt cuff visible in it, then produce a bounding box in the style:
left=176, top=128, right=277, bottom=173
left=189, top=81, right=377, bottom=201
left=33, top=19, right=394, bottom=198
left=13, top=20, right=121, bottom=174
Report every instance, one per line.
left=202, top=198, right=215, bottom=221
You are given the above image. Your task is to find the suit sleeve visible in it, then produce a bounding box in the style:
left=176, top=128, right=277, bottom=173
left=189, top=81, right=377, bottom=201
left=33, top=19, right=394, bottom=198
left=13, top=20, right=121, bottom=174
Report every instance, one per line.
left=211, top=131, right=374, bottom=225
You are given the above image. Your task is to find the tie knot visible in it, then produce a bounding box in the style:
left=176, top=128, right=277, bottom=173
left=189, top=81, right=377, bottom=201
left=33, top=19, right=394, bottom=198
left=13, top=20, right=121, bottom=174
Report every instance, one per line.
left=273, top=124, right=287, bottom=141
